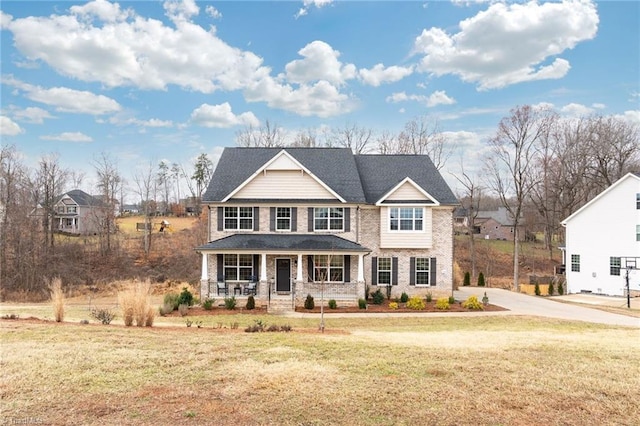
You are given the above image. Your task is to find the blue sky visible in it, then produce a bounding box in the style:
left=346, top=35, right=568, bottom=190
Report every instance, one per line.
left=1, top=0, right=638, bottom=199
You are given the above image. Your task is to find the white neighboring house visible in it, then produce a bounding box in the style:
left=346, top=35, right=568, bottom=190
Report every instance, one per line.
left=561, top=172, right=640, bottom=296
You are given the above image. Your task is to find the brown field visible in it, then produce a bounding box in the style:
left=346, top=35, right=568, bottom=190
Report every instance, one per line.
left=1, top=313, right=639, bottom=426
left=116, top=215, right=200, bottom=235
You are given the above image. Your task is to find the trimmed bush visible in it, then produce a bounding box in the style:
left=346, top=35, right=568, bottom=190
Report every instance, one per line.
left=304, top=294, right=315, bottom=310
left=163, top=292, right=180, bottom=311
left=389, top=302, right=398, bottom=310
left=557, top=281, right=564, bottom=295
left=435, top=297, right=450, bottom=310
left=178, top=303, right=189, bottom=316
left=482, top=291, right=489, bottom=305
left=406, top=296, right=425, bottom=310
left=462, top=295, right=483, bottom=310
left=202, top=298, right=214, bottom=310
left=328, top=299, right=337, bottom=309
left=534, top=282, right=541, bottom=296
left=358, top=298, right=367, bottom=309
left=477, top=272, right=486, bottom=287
left=224, top=296, right=237, bottom=310
left=548, top=282, right=555, bottom=296
left=463, top=272, right=471, bottom=286
left=246, top=295, right=255, bottom=310
left=400, top=292, right=409, bottom=303
left=177, top=287, right=194, bottom=307
left=426, top=292, right=432, bottom=303
left=448, top=296, right=456, bottom=305
left=371, top=289, right=385, bottom=305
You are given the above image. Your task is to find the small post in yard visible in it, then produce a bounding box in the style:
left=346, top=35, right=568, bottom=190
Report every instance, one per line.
left=622, top=257, right=637, bottom=309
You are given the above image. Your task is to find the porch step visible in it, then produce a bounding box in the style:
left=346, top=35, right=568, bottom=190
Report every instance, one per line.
left=267, top=297, right=295, bottom=314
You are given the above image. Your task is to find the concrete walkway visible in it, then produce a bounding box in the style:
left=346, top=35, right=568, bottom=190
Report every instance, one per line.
left=455, top=287, right=640, bottom=328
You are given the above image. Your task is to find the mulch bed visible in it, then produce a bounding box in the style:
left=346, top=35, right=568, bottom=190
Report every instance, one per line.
left=295, top=300, right=506, bottom=314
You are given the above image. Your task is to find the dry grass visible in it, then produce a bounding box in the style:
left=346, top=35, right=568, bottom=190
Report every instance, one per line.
left=118, top=280, right=154, bottom=327
left=48, top=277, right=65, bottom=323
left=1, top=316, right=638, bottom=425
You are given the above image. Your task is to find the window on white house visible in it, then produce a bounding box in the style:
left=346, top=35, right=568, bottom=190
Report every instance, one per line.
left=415, top=257, right=430, bottom=285
left=276, top=207, right=291, bottom=231
left=224, top=207, right=253, bottom=230
left=610, top=257, right=621, bottom=276
left=313, top=255, right=343, bottom=282
left=314, top=208, right=343, bottom=231
left=637, top=193, right=640, bottom=209
left=637, top=225, right=640, bottom=242
left=390, top=207, right=423, bottom=231
left=377, top=257, right=392, bottom=286
left=223, top=254, right=253, bottom=281
left=571, top=254, right=580, bottom=272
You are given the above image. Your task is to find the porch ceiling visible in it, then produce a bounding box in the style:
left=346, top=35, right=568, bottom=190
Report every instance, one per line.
left=195, top=234, right=370, bottom=253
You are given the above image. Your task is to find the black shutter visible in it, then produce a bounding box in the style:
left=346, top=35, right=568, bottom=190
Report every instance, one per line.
left=371, top=257, right=378, bottom=285
left=392, top=257, right=398, bottom=285
left=269, top=207, right=275, bottom=231
left=253, top=207, right=259, bottom=231
left=253, top=255, right=260, bottom=279
left=307, top=256, right=314, bottom=282
left=291, top=207, right=297, bottom=231
left=344, top=255, right=350, bottom=282
left=308, top=207, right=314, bottom=231
left=217, top=207, right=223, bottom=231
left=409, top=257, right=415, bottom=285
left=430, top=257, right=437, bottom=286
left=217, top=254, right=224, bottom=281
left=344, top=207, right=350, bottom=232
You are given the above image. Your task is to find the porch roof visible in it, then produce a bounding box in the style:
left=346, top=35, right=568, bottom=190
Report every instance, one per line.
left=196, top=234, right=370, bottom=253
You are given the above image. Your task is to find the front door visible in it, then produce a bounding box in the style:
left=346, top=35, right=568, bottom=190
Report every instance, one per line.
left=276, top=259, right=291, bottom=292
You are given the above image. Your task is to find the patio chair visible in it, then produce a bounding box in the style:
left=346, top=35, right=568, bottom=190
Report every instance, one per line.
left=244, top=276, right=258, bottom=296
left=216, top=276, right=228, bottom=296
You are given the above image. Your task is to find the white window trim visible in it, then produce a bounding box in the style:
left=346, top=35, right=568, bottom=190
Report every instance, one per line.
left=414, top=257, right=431, bottom=286
left=314, top=207, right=344, bottom=232
left=224, top=207, right=254, bottom=231
left=276, top=207, right=291, bottom=232
left=388, top=207, right=425, bottom=233
left=313, top=255, right=344, bottom=282
left=223, top=254, right=253, bottom=281
left=377, top=257, right=392, bottom=286
left=571, top=254, right=580, bottom=273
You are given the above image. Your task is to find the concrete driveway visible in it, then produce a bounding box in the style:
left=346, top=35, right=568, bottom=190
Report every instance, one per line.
left=455, top=287, right=640, bottom=328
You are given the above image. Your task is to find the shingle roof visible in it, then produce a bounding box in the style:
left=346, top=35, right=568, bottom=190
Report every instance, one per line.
left=354, top=155, right=458, bottom=205
left=203, top=148, right=458, bottom=206
left=196, top=234, right=370, bottom=252
left=57, top=189, right=103, bottom=206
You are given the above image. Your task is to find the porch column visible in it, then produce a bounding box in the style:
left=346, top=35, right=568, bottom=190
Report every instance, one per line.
left=296, top=254, right=303, bottom=282
left=357, top=253, right=365, bottom=282
left=260, top=253, right=267, bottom=281
left=200, top=253, right=208, bottom=280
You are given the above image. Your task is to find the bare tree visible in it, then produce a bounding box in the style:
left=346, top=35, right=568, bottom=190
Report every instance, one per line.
left=94, top=153, right=122, bottom=255
left=35, top=154, right=68, bottom=251
left=290, top=128, right=323, bottom=148
left=376, top=130, right=398, bottom=155
left=157, top=160, right=171, bottom=215
left=328, top=123, right=374, bottom=154
left=485, top=105, right=556, bottom=291
left=133, top=162, right=156, bottom=256
left=450, top=161, right=483, bottom=279
left=171, top=163, right=181, bottom=204
left=235, top=119, right=286, bottom=147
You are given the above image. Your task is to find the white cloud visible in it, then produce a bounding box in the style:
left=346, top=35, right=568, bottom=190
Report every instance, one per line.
left=205, top=5, right=222, bottom=19
left=109, top=115, right=174, bottom=128
left=614, top=110, right=640, bottom=126
left=358, top=64, right=413, bottom=87
left=295, top=0, right=333, bottom=19
left=560, top=102, right=594, bottom=117
left=386, top=90, right=456, bottom=107
left=189, top=102, right=259, bottom=128
left=592, top=103, right=606, bottom=109
left=2, top=76, right=121, bottom=115
left=0, top=115, right=24, bottom=136
left=70, top=0, right=132, bottom=22
left=284, top=41, right=356, bottom=86
left=12, top=106, right=54, bottom=124
left=413, top=0, right=599, bottom=90
left=40, top=132, right=93, bottom=142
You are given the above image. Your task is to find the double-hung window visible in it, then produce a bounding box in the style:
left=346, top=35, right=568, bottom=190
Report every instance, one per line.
left=636, top=193, right=640, bottom=209
left=224, top=254, right=253, bottom=281
left=276, top=207, right=291, bottom=231
left=610, top=257, right=621, bottom=276
left=571, top=254, right=580, bottom=272
left=313, top=255, right=343, bottom=282
left=224, top=207, right=253, bottom=230
left=415, top=257, right=430, bottom=285
left=377, top=257, right=392, bottom=286
left=390, top=207, right=423, bottom=231
left=67, top=206, right=77, bottom=213
left=314, top=207, right=343, bottom=231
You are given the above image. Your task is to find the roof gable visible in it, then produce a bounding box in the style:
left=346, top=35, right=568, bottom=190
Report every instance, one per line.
left=375, top=177, right=439, bottom=206
left=562, top=172, right=640, bottom=225
left=55, top=189, right=101, bottom=207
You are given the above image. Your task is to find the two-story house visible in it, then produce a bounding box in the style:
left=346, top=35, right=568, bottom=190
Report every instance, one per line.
left=195, top=147, right=458, bottom=310
left=561, top=172, right=640, bottom=296
left=53, top=189, right=106, bottom=235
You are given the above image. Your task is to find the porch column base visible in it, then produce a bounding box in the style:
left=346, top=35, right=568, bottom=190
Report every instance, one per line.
left=356, top=280, right=366, bottom=300
left=201, top=279, right=210, bottom=300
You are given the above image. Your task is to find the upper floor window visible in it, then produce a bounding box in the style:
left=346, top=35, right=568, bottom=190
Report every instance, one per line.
left=276, top=207, right=291, bottom=231
left=314, top=207, right=343, bottom=231
left=313, top=255, right=343, bottom=282
left=224, top=207, right=253, bottom=230
left=571, top=254, right=580, bottom=272
left=637, top=193, right=640, bottom=209
left=57, top=206, right=65, bottom=213
left=390, top=207, right=423, bottom=231
left=637, top=224, right=640, bottom=242
left=610, top=257, right=621, bottom=276
left=66, top=206, right=77, bottom=213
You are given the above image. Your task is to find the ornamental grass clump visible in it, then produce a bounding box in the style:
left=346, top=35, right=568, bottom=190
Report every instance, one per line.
left=435, top=297, right=450, bottom=310
left=119, top=279, right=154, bottom=327
left=406, top=296, right=425, bottom=310
left=48, top=277, right=65, bottom=323
left=462, top=295, right=483, bottom=310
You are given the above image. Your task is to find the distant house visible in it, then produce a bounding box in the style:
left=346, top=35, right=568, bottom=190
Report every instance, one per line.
left=53, top=189, right=106, bottom=234
left=561, top=172, right=640, bottom=296
left=195, top=147, right=458, bottom=311
left=475, top=207, right=525, bottom=241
